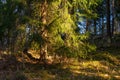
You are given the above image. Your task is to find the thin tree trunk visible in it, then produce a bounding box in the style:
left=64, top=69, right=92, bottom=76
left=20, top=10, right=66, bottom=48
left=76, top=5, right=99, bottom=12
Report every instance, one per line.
left=106, top=0, right=111, bottom=38
left=112, top=0, right=115, bottom=36
left=94, top=19, right=97, bottom=35
left=86, top=19, right=89, bottom=32
left=102, top=15, right=104, bottom=37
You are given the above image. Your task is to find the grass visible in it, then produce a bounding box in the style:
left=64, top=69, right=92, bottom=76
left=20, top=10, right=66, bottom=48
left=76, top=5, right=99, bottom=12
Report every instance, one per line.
left=23, top=47, right=120, bottom=80
left=0, top=47, right=120, bottom=80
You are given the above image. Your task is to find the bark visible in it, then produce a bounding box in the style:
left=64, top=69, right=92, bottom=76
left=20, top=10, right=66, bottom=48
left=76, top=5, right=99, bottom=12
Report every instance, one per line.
left=40, top=0, right=48, bottom=63
left=86, top=19, right=89, bottom=32
left=94, top=19, right=97, bottom=35
left=112, top=0, right=115, bottom=36
left=106, top=0, right=111, bottom=38
left=102, top=15, right=104, bottom=36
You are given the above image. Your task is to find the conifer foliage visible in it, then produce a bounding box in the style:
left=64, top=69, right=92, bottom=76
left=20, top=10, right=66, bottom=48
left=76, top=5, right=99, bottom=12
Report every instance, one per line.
left=0, top=0, right=100, bottom=62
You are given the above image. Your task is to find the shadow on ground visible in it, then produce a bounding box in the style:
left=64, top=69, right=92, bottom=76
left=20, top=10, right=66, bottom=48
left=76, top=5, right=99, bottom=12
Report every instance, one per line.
left=0, top=47, right=120, bottom=80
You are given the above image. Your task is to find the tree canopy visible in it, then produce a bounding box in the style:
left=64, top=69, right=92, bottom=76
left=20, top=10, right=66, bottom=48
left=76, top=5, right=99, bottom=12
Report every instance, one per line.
left=0, top=0, right=120, bottom=62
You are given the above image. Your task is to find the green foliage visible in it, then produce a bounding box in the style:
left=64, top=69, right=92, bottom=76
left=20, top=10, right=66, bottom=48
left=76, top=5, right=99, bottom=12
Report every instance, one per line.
left=55, top=46, right=73, bottom=57
left=74, top=0, right=103, bottom=19
left=79, top=32, right=90, bottom=40
left=76, top=32, right=96, bottom=58
left=0, top=0, right=98, bottom=61
left=30, top=33, right=45, bottom=45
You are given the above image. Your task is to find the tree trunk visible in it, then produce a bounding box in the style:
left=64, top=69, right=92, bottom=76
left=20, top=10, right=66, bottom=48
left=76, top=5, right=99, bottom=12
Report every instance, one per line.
left=40, top=0, right=48, bottom=63
left=106, top=0, right=111, bottom=39
left=94, top=19, right=97, bottom=35
left=102, top=15, right=104, bottom=36
left=112, top=0, right=115, bottom=36
left=86, top=19, right=89, bottom=32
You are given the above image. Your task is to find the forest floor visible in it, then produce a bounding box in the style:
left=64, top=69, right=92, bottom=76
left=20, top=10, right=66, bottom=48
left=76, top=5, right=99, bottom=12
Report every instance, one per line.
left=0, top=47, right=120, bottom=80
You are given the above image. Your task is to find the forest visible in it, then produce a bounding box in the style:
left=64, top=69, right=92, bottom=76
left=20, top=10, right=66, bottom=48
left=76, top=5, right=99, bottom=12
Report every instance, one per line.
left=0, top=0, right=120, bottom=80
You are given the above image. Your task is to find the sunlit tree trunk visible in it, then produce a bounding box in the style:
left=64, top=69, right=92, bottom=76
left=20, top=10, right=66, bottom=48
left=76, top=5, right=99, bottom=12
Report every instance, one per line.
left=40, top=0, right=48, bottom=63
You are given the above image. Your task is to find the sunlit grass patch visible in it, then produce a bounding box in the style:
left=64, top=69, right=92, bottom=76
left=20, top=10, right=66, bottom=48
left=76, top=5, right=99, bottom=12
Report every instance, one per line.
left=92, top=52, right=119, bottom=65
left=66, top=58, right=120, bottom=80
